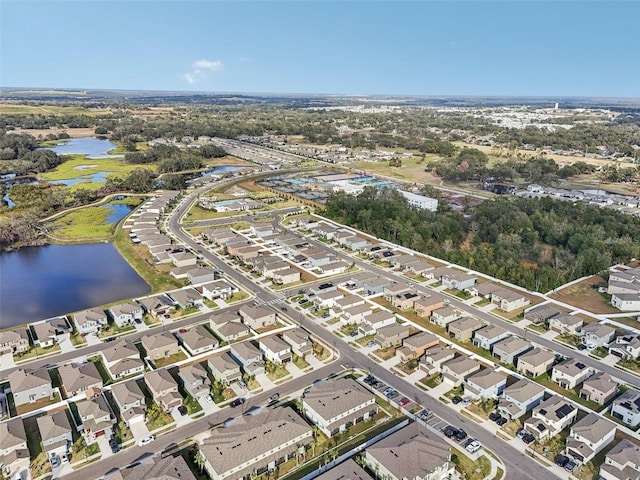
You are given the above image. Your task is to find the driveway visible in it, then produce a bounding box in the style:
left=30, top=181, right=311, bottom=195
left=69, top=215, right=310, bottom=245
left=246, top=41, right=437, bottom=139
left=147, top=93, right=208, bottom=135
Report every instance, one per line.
left=129, top=421, right=150, bottom=440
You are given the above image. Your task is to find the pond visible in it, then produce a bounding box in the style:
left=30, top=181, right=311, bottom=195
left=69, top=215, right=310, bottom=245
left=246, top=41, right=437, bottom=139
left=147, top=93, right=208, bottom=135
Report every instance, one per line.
left=0, top=243, right=150, bottom=328
left=49, top=171, right=112, bottom=186
left=47, top=137, right=123, bottom=159
left=106, top=198, right=136, bottom=224
left=201, top=165, right=247, bottom=176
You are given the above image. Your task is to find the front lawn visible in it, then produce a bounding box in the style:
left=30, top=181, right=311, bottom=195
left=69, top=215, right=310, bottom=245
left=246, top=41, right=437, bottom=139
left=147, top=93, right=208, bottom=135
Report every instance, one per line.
left=145, top=402, right=174, bottom=431
left=292, top=354, right=310, bottom=370
left=152, top=351, right=188, bottom=368
left=534, top=372, right=603, bottom=411
left=452, top=449, right=491, bottom=480
left=373, top=347, right=396, bottom=360
left=266, top=361, right=291, bottom=381
left=556, top=333, right=581, bottom=348
left=418, top=374, right=442, bottom=389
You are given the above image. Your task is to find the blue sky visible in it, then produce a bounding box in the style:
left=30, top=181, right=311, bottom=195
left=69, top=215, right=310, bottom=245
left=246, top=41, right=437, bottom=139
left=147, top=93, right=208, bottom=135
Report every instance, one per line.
left=2, top=1, right=638, bottom=97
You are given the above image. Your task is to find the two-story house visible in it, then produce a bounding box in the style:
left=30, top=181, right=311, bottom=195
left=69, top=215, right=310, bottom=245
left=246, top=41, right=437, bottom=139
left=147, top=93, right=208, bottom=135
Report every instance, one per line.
left=599, top=439, right=640, bottom=480
left=374, top=324, right=410, bottom=349
left=230, top=341, right=265, bottom=376
left=178, top=362, right=211, bottom=401
left=440, top=270, right=477, bottom=290
left=413, top=296, right=445, bottom=318
left=430, top=306, right=460, bottom=328
left=441, top=356, right=482, bottom=387
left=549, top=314, right=584, bottom=335
left=396, top=331, right=438, bottom=362
left=137, top=294, right=176, bottom=318
left=498, top=378, right=545, bottom=420
left=551, top=358, right=595, bottom=390
left=57, top=362, right=103, bottom=398
left=108, top=302, right=144, bottom=328
left=358, top=311, right=396, bottom=336
left=447, top=316, right=485, bottom=342
left=0, top=329, right=30, bottom=355
left=76, top=395, right=115, bottom=442
left=517, top=348, right=555, bottom=377
left=0, top=418, right=28, bottom=480
left=141, top=331, right=180, bottom=362
left=37, top=410, right=73, bottom=459
left=302, top=378, right=377, bottom=437
left=580, top=372, right=619, bottom=406
left=609, top=334, right=640, bottom=360
left=472, top=324, right=509, bottom=350
left=492, top=336, right=531, bottom=365
left=464, top=369, right=507, bottom=400
left=238, top=305, right=277, bottom=331
left=581, top=323, right=616, bottom=348
left=282, top=328, right=313, bottom=357
left=144, top=369, right=182, bottom=412
left=31, top=317, right=69, bottom=348
left=168, top=288, right=204, bottom=310
left=524, top=396, right=578, bottom=441
left=178, top=324, right=219, bottom=356
left=208, top=352, right=242, bottom=386
left=524, top=304, right=562, bottom=325
left=110, top=379, right=146, bottom=426
left=340, top=304, right=372, bottom=325
left=8, top=368, right=53, bottom=406
left=491, top=289, right=530, bottom=312
left=101, top=339, right=144, bottom=380
left=420, top=346, right=456, bottom=376
left=73, top=308, right=108, bottom=336
left=259, top=336, right=292, bottom=364
left=201, top=280, right=235, bottom=301
left=610, top=389, right=640, bottom=428
left=565, top=413, right=616, bottom=464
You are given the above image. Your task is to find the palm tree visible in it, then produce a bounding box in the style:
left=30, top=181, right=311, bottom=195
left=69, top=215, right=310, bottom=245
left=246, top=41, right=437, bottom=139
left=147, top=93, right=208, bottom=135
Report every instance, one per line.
left=193, top=447, right=205, bottom=473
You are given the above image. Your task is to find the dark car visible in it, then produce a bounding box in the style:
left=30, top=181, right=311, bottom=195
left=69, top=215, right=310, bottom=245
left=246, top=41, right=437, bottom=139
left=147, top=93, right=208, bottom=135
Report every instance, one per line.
left=577, top=344, right=587, bottom=351
left=489, top=412, right=501, bottom=421
left=452, top=396, right=462, bottom=404
left=455, top=429, right=467, bottom=441
left=496, top=417, right=508, bottom=426
left=444, top=426, right=459, bottom=438
left=522, top=434, right=535, bottom=444
left=555, top=455, right=570, bottom=467
left=230, top=398, right=246, bottom=408
left=364, top=375, right=375, bottom=384
left=564, top=461, right=576, bottom=472
left=109, top=438, right=120, bottom=453
left=492, top=414, right=504, bottom=423
left=177, top=405, right=188, bottom=416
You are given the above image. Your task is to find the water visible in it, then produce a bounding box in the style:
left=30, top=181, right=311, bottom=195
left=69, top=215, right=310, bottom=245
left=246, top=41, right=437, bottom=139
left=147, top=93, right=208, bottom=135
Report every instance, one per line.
left=0, top=243, right=150, bottom=328
left=49, top=171, right=112, bottom=186
left=201, top=165, right=246, bottom=176
left=3, top=193, right=15, bottom=208
left=106, top=202, right=134, bottom=224
left=47, top=137, right=123, bottom=159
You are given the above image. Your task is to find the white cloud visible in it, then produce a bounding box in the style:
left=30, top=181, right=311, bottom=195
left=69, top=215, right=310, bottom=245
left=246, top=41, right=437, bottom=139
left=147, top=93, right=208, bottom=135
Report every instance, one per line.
left=183, top=58, right=224, bottom=85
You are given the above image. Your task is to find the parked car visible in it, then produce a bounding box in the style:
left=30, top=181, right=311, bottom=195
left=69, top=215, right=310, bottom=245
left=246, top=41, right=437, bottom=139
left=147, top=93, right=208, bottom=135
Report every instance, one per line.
left=522, top=433, right=535, bottom=444
left=363, top=375, right=375, bottom=384
left=455, top=429, right=467, bottom=441
left=555, top=455, right=570, bottom=467
left=577, top=344, right=587, bottom=351
left=322, top=313, right=331, bottom=319
left=50, top=455, right=60, bottom=468
left=388, top=391, right=399, bottom=399
left=60, top=453, right=69, bottom=464
left=269, top=392, right=280, bottom=402
left=383, top=387, right=394, bottom=396
left=204, top=395, right=213, bottom=404
left=452, top=396, right=462, bottom=404
left=466, top=440, right=481, bottom=453
left=496, top=417, right=508, bottom=426
left=138, top=435, right=156, bottom=446
left=397, top=397, right=410, bottom=407
left=489, top=412, right=501, bottom=421
left=178, top=405, right=188, bottom=416
left=444, top=426, right=459, bottom=438
left=366, top=341, right=376, bottom=348
left=461, top=397, right=471, bottom=406
left=230, top=397, right=246, bottom=408
left=109, top=438, right=120, bottom=453
left=491, top=414, right=504, bottom=423
left=238, top=380, right=247, bottom=389
left=564, top=461, right=576, bottom=472
left=516, top=429, right=527, bottom=440
left=419, top=409, right=431, bottom=421
left=350, top=331, right=358, bottom=337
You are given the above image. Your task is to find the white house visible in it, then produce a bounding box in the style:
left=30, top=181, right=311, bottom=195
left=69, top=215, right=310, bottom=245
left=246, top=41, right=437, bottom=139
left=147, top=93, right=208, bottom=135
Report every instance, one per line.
left=565, top=413, right=616, bottom=464
left=259, top=336, right=292, bottom=364
left=610, top=389, right=640, bottom=428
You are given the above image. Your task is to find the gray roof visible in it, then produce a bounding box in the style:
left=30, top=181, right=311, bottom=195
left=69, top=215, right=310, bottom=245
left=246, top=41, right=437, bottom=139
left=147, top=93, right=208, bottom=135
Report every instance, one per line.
left=303, top=378, right=374, bottom=422
left=199, top=407, right=312, bottom=478
left=613, top=389, right=640, bottom=414
left=169, top=288, right=203, bottom=305
left=144, top=368, right=177, bottom=394
left=208, top=352, right=240, bottom=373
left=0, top=417, right=26, bottom=451
left=8, top=368, right=51, bottom=392
left=443, top=356, right=481, bottom=374
left=314, top=459, right=372, bottom=480
left=74, top=308, right=107, bottom=325
left=365, top=310, right=395, bottom=325
left=525, top=304, right=562, bottom=321
left=474, top=324, right=507, bottom=340
left=552, top=358, right=592, bottom=377
left=76, top=395, right=111, bottom=421
left=550, top=314, right=582, bottom=327
left=493, top=336, right=531, bottom=354
left=102, top=339, right=139, bottom=363
left=367, top=423, right=450, bottom=479
left=582, top=372, right=618, bottom=394
left=260, top=335, right=291, bottom=353
left=109, top=302, right=142, bottom=317
left=570, top=412, right=616, bottom=443
left=403, top=331, right=438, bottom=349
left=114, top=454, right=196, bottom=480
left=239, top=305, right=274, bottom=321
left=376, top=323, right=410, bottom=338
left=603, top=439, right=640, bottom=476
left=0, top=328, right=29, bottom=344
left=180, top=325, right=219, bottom=350
left=582, top=322, right=616, bottom=338
left=216, top=321, right=248, bottom=338
left=58, top=362, right=102, bottom=393
left=179, top=362, right=209, bottom=384
left=503, top=378, right=545, bottom=403
left=36, top=410, right=71, bottom=442
left=448, top=316, right=484, bottom=332
left=141, top=331, right=178, bottom=351
left=517, top=348, right=555, bottom=367
left=283, top=328, right=310, bottom=345
left=109, top=357, right=144, bottom=376
left=466, top=369, right=507, bottom=389
left=532, top=396, right=576, bottom=423
left=111, top=379, right=145, bottom=407
left=432, top=306, right=458, bottom=318
left=231, top=341, right=262, bottom=360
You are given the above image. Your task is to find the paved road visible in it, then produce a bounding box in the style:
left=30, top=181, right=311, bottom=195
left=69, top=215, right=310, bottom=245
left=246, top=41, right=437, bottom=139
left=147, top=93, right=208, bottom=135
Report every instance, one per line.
left=166, top=197, right=562, bottom=480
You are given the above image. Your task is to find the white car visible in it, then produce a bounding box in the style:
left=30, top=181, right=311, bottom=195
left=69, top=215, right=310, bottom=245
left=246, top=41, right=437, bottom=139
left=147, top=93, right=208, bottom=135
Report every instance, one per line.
left=466, top=440, right=481, bottom=453
left=205, top=395, right=213, bottom=404
left=138, top=435, right=156, bottom=447
left=60, top=452, right=69, bottom=464
left=50, top=455, right=60, bottom=468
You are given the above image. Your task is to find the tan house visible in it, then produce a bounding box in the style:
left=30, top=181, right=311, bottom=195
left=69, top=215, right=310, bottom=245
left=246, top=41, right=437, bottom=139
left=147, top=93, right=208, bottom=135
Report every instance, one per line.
left=447, top=316, right=484, bottom=342
left=77, top=395, right=115, bottom=442
left=430, top=306, right=460, bottom=327
left=282, top=328, right=313, bottom=357
left=492, top=336, right=531, bottom=365
left=57, top=362, right=102, bottom=398
left=413, top=296, right=445, bottom=318
left=391, top=292, right=420, bottom=310
left=374, top=324, right=410, bottom=349
left=177, top=324, right=219, bottom=356
left=516, top=348, right=555, bottom=377
left=420, top=346, right=456, bottom=375
left=179, top=362, right=211, bottom=400
left=441, top=356, right=482, bottom=386
left=7, top=368, right=53, bottom=407
left=238, top=305, right=277, bottom=331
left=208, top=352, right=242, bottom=385
left=0, top=417, right=29, bottom=480
left=141, top=331, right=180, bottom=362
left=580, top=372, right=619, bottom=406
left=0, top=329, right=30, bottom=354
left=397, top=331, right=439, bottom=361
left=549, top=314, right=583, bottom=335
left=110, top=379, right=146, bottom=426
left=144, top=368, right=182, bottom=412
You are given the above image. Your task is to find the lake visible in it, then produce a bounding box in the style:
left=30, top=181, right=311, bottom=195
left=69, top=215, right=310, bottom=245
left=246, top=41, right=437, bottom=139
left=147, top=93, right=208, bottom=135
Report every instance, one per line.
left=201, top=165, right=247, bottom=176
left=0, top=243, right=150, bottom=328
left=48, top=137, right=123, bottom=159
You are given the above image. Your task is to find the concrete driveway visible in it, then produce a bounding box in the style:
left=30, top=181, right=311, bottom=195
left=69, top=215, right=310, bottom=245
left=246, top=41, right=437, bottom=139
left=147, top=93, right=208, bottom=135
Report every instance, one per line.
left=129, top=420, right=150, bottom=440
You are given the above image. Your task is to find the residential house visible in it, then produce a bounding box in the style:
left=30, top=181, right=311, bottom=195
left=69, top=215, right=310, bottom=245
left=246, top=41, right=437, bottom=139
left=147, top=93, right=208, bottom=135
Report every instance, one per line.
left=359, top=311, right=396, bottom=336
left=210, top=313, right=249, bottom=343
left=340, top=304, right=372, bottom=325
left=303, top=378, right=377, bottom=437
left=305, top=249, right=333, bottom=268
left=472, top=324, right=509, bottom=350
left=440, top=270, right=477, bottom=290
left=498, top=378, right=545, bottom=420
left=609, top=334, right=640, bottom=360
left=441, top=356, right=482, bottom=387
left=313, top=459, right=371, bottom=480
left=259, top=335, right=292, bottom=364
left=137, top=294, right=176, bottom=318
left=36, top=410, right=72, bottom=457
left=57, top=362, right=102, bottom=398
left=581, top=323, right=616, bottom=348
left=314, top=290, right=345, bottom=309
left=110, top=379, right=146, bottom=426
left=467, top=282, right=502, bottom=299
left=397, top=331, right=439, bottom=362
left=169, top=251, right=198, bottom=268
left=282, top=328, right=313, bottom=357
left=273, top=267, right=302, bottom=284
left=0, top=329, right=29, bottom=355
left=141, top=331, right=180, bottom=362
left=144, top=368, right=182, bottom=412
left=178, top=324, right=219, bottom=356
left=549, top=314, right=584, bottom=335
left=524, top=396, right=578, bottom=441
left=551, top=358, right=595, bottom=389
left=198, top=407, right=312, bottom=480
left=315, top=222, right=339, bottom=240
left=332, top=295, right=365, bottom=313
left=308, top=283, right=338, bottom=296
left=611, top=389, right=640, bottom=428
left=599, top=439, right=640, bottom=480
left=516, top=348, right=556, bottom=377
left=388, top=254, right=421, bottom=271
left=179, top=362, right=211, bottom=400
left=413, top=296, right=445, bottom=318
left=317, top=261, right=350, bottom=276
left=73, top=308, right=108, bottom=336
left=391, top=292, right=419, bottom=310
left=201, top=280, right=235, bottom=301
left=0, top=418, right=28, bottom=480
left=364, top=422, right=454, bottom=480
left=101, top=339, right=144, bottom=380
left=108, top=455, right=196, bottom=480
left=362, top=277, right=390, bottom=295
left=238, top=305, right=277, bottom=331
left=383, top=282, right=410, bottom=301
left=464, top=369, right=508, bottom=400
left=108, top=302, right=144, bottom=328
left=580, top=372, right=619, bottom=406
left=8, top=368, right=53, bottom=406
left=203, top=227, right=237, bottom=245
left=230, top=341, right=265, bottom=376
left=430, top=307, right=460, bottom=328
left=524, top=304, right=562, bottom=325
left=187, top=267, right=217, bottom=285
left=492, top=336, right=531, bottom=365
left=31, top=317, right=69, bottom=348
left=343, top=236, right=370, bottom=251
left=566, top=413, right=616, bottom=464
left=420, top=346, right=456, bottom=376
left=491, top=288, right=531, bottom=312
left=343, top=272, right=378, bottom=290
left=611, top=293, right=640, bottom=311
left=447, top=316, right=485, bottom=342
left=407, top=259, right=435, bottom=276
left=168, top=288, right=204, bottom=310
left=208, top=352, right=242, bottom=385
left=76, top=395, right=115, bottom=442
left=374, top=324, right=410, bottom=349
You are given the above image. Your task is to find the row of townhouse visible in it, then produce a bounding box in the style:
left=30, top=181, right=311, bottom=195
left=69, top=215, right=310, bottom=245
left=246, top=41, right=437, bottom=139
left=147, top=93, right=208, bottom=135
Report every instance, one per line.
left=607, top=265, right=640, bottom=311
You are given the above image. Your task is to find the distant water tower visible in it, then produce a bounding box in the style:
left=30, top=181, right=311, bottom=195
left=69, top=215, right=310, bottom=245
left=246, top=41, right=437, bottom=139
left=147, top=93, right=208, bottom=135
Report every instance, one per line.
left=554, top=102, right=559, bottom=110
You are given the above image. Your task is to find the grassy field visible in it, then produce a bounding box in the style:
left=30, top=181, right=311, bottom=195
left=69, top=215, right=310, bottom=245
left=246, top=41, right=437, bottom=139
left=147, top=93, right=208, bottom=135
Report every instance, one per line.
left=41, top=154, right=153, bottom=182
left=550, top=275, right=619, bottom=314
left=48, top=205, right=117, bottom=239
left=349, top=156, right=442, bottom=185
left=0, top=104, right=110, bottom=115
